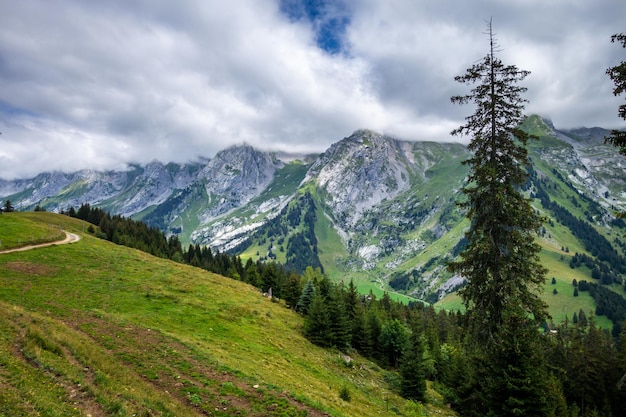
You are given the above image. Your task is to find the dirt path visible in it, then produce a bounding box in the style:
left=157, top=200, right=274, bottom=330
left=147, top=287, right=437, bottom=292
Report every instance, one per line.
left=0, top=231, right=81, bottom=254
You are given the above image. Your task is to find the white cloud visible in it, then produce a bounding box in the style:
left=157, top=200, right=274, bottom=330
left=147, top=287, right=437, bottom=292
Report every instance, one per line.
left=0, top=0, right=625, bottom=179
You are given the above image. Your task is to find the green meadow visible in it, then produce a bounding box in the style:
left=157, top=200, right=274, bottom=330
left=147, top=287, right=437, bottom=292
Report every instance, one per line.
left=0, top=212, right=455, bottom=416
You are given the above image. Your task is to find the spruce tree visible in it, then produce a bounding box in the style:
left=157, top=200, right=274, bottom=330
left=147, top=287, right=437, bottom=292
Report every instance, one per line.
left=344, top=278, right=359, bottom=320
left=327, top=285, right=351, bottom=350
left=400, top=330, right=427, bottom=402
left=350, top=302, right=369, bottom=353
left=304, top=293, right=332, bottom=347
left=364, top=308, right=382, bottom=359
left=3, top=200, right=15, bottom=212
left=448, top=19, right=551, bottom=416
left=283, top=272, right=303, bottom=310
left=297, top=279, right=316, bottom=315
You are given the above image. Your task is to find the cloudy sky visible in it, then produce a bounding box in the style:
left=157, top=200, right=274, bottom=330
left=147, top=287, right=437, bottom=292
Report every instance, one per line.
left=1, top=0, right=625, bottom=179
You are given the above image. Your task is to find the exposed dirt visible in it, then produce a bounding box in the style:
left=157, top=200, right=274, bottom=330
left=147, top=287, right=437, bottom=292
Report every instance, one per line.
left=3, top=261, right=58, bottom=276
left=0, top=231, right=80, bottom=254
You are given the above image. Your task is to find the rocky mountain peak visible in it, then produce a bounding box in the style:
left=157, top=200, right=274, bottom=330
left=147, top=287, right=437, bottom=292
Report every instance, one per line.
left=198, top=144, right=283, bottom=217
left=307, top=130, right=413, bottom=227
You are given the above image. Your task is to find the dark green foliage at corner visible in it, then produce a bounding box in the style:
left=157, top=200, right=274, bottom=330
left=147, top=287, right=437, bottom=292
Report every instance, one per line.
left=605, top=33, right=626, bottom=156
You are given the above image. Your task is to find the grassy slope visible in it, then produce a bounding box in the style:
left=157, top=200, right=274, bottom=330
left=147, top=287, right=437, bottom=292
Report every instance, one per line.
left=0, top=212, right=65, bottom=250
left=0, top=213, right=455, bottom=417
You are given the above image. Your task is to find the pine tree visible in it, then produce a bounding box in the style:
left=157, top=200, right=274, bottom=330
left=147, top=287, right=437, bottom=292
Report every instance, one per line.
left=327, top=285, right=351, bottom=350
left=3, top=200, right=15, bottom=212
left=448, top=19, right=551, bottom=416
left=297, top=279, right=317, bottom=315
left=283, top=272, right=303, bottom=310
left=304, top=293, right=332, bottom=347
left=400, top=330, right=427, bottom=402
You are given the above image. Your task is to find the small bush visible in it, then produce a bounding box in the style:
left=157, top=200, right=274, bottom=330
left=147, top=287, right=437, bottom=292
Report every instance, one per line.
left=339, top=384, right=351, bottom=402
left=188, top=393, right=202, bottom=406
left=404, top=400, right=427, bottom=417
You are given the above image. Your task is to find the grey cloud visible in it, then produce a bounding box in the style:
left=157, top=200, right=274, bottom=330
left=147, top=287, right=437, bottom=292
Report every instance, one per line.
left=0, top=0, right=624, bottom=179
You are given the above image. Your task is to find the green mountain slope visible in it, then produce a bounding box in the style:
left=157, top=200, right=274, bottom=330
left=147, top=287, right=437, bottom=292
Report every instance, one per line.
left=0, top=212, right=456, bottom=416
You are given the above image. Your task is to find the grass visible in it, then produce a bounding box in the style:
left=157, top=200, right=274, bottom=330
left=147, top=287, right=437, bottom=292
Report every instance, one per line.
left=0, top=212, right=66, bottom=250
left=314, top=200, right=350, bottom=281
left=0, top=212, right=457, bottom=416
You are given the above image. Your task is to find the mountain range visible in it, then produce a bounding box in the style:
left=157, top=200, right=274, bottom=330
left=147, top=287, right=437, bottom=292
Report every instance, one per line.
left=2, top=115, right=625, bottom=303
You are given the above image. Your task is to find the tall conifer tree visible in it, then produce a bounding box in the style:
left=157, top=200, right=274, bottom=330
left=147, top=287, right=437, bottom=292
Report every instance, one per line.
left=400, top=329, right=427, bottom=402
left=448, top=19, right=551, bottom=416
left=304, top=293, right=332, bottom=347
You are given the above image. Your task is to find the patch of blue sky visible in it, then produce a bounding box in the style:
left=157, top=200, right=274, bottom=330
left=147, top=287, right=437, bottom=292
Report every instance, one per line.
left=0, top=101, right=39, bottom=118
left=279, top=0, right=351, bottom=55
